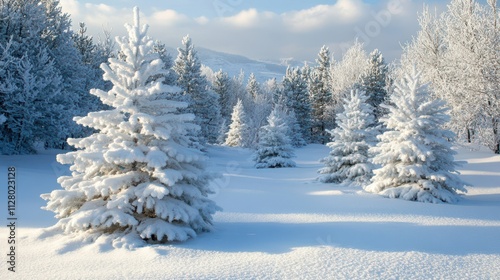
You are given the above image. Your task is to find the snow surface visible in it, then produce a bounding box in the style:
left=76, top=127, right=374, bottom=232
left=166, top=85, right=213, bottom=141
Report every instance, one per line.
left=1, top=144, right=500, bottom=279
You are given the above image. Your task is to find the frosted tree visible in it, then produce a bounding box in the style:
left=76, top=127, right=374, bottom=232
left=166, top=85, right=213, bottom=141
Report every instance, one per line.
left=360, top=49, right=388, bottom=121
left=236, top=72, right=273, bottom=148
left=310, top=45, right=333, bottom=143
left=365, top=68, right=467, bottom=203
left=402, top=0, right=500, bottom=151
left=253, top=107, right=296, bottom=168
left=72, top=22, right=107, bottom=114
left=151, top=40, right=176, bottom=85
left=212, top=69, right=235, bottom=128
left=42, top=8, right=220, bottom=245
left=318, top=89, right=376, bottom=186
left=173, top=35, right=221, bottom=144
left=263, top=77, right=280, bottom=104
left=225, top=99, right=248, bottom=147
left=331, top=41, right=369, bottom=106
left=0, top=0, right=72, bottom=153
left=43, top=0, right=96, bottom=141
left=281, top=67, right=311, bottom=143
left=246, top=73, right=261, bottom=99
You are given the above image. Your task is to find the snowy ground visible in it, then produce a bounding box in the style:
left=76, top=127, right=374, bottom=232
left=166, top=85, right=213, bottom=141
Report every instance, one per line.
left=1, top=144, right=499, bottom=279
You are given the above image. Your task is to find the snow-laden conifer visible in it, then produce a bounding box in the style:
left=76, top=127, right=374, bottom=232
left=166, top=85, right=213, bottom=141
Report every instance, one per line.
left=173, top=35, right=221, bottom=144
left=253, top=107, right=296, bottom=168
left=365, top=68, right=467, bottom=203
left=225, top=99, right=248, bottom=147
left=310, top=45, right=333, bottom=144
left=41, top=8, right=220, bottom=245
left=282, top=67, right=311, bottom=143
left=318, top=89, right=376, bottom=185
left=360, top=49, right=388, bottom=121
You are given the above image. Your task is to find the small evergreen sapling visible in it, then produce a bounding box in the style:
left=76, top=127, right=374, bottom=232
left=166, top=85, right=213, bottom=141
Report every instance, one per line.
left=41, top=8, right=220, bottom=245
left=318, top=89, right=376, bottom=186
left=365, top=68, right=467, bottom=203
left=253, top=107, right=296, bottom=168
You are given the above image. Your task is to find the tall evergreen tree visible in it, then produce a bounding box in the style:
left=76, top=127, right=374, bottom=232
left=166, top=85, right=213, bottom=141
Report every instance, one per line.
left=72, top=22, right=107, bottom=113
left=173, top=35, right=221, bottom=144
left=151, top=40, right=176, bottom=86
left=310, top=45, right=333, bottom=144
left=253, top=107, right=296, bottom=168
left=42, top=0, right=93, bottom=137
left=212, top=69, right=234, bottom=126
left=361, top=49, right=388, bottom=121
left=318, top=89, right=376, bottom=186
left=365, top=68, right=467, bottom=203
left=282, top=66, right=312, bottom=143
left=42, top=8, right=220, bottom=244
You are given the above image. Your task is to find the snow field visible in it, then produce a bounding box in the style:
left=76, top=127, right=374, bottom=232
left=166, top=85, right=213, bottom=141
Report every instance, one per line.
left=0, top=144, right=499, bottom=279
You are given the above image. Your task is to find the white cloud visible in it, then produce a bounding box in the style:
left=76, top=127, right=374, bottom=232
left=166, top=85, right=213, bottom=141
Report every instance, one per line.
left=58, top=0, right=427, bottom=63
left=150, top=10, right=190, bottom=26
left=59, top=0, right=80, bottom=18
left=221, top=9, right=276, bottom=28
left=283, top=0, right=368, bottom=32
left=195, top=16, right=210, bottom=25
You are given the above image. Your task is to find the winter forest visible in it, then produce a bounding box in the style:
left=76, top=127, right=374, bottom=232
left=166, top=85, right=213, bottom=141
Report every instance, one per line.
left=1, top=0, right=500, bottom=278
left=5, top=0, right=500, bottom=156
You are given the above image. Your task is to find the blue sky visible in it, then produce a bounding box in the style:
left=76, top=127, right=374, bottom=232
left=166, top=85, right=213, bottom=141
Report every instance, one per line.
left=60, top=0, right=450, bottom=63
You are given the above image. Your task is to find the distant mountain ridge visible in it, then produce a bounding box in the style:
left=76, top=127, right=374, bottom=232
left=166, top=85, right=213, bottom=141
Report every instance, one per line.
left=166, top=46, right=306, bottom=83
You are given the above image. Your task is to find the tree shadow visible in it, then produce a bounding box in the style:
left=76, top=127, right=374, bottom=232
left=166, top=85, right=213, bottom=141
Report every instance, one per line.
left=178, top=220, right=500, bottom=256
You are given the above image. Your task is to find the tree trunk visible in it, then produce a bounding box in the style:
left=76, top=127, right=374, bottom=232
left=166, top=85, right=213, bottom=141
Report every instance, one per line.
left=467, top=127, right=472, bottom=143
left=493, top=118, right=500, bottom=154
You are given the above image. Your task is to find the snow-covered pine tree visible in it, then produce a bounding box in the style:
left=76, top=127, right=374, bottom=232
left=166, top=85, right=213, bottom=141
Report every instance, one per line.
left=173, top=35, right=221, bottom=144
left=318, top=89, right=376, bottom=185
left=151, top=40, right=176, bottom=86
left=225, top=99, right=248, bottom=147
left=282, top=67, right=312, bottom=143
left=43, top=0, right=96, bottom=142
left=365, top=68, right=467, bottom=203
left=246, top=73, right=261, bottom=99
left=360, top=49, right=388, bottom=121
left=72, top=22, right=108, bottom=114
left=310, top=45, right=333, bottom=144
left=253, top=107, right=296, bottom=168
left=212, top=69, right=234, bottom=127
left=41, top=8, right=220, bottom=245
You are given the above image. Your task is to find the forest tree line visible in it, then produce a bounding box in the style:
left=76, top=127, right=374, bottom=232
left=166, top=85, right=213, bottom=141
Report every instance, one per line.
left=0, top=0, right=499, bottom=155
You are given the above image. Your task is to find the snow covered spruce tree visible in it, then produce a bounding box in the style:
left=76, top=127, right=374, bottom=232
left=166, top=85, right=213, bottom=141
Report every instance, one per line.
left=253, top=107, right=296, bottom=168
left=41, top=8, right=220, bottom=245
left=318, top=89, right=376, bottom=186
left=365, top=68, right=467, bottom=203
left=360, top=49, right=388, bottom=121
left=173, top=35, right=221, bottom=144
left=225, top=99, right=248, bottom=147
left=281, top=66, right=312, bottom=144
left=309, top=45, right=333, bottom=144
